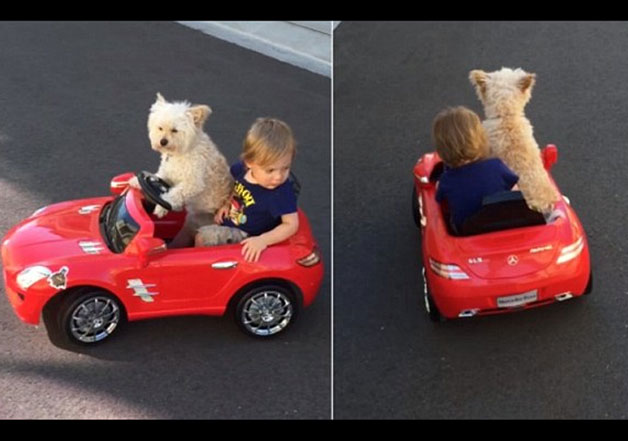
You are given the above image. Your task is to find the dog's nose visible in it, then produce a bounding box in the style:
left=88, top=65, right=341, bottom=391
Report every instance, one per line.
left=160, top=138, right=168, bottom=146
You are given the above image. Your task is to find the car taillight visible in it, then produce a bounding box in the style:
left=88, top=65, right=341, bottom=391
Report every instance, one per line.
left=557, top=236, right=584, bottom=264
left=297, top=246, right=321, bottom=267
left=429, top=258, right=470, bottom=280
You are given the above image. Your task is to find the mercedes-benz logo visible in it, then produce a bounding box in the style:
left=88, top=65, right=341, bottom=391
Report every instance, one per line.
left=507, top=255, right=519, bottom=266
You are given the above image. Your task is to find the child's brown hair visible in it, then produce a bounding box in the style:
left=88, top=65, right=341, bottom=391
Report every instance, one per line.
left=432, top=106, right=488, bottom=167
left=241, top=118, right=297, bottom=166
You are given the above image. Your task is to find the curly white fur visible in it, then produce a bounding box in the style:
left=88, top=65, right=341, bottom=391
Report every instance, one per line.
left=147, top=93, right=233, bottom=220
left=469, top=67, right=559, bottom=214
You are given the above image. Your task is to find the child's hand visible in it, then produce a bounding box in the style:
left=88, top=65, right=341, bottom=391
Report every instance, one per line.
left=240, top=236, right=267, bottom=262
left=214, top=205, right=230, bottom=224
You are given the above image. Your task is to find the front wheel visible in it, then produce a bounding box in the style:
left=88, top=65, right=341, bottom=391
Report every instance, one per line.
left=44, top=288, right=124, bottom=346
left=235, top=285, right=298, bottom=338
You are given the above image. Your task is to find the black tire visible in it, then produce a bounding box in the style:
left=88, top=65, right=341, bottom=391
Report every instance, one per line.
left=422, top=268, right=444, bottom=322
left=235, top=284, right=298, bottom=338
left=583, top=271, right=593, bottom=295
left=412, top=185, right=421, bottom=228
left=44, top=288, right=124, bottom=346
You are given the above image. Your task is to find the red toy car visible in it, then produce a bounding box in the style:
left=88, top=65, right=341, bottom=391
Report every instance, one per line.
left=412, top=145, right=592, bottom=321
left=2, top=172, right=323, bottom=345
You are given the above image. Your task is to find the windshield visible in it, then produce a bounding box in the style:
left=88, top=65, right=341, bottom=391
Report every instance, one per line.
left=99, top=194, right=140, bottom=253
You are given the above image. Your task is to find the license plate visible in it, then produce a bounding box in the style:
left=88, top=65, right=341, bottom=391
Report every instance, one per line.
left=497, top=290, right=538, bottom=308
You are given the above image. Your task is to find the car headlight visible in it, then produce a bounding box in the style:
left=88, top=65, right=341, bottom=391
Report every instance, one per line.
left=16, top=266, right=52, bottom=290
left=556, top=236, right=584, bottom=264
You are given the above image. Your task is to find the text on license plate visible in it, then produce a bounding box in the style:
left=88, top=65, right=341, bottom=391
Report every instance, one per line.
left=497, top=290, right=538, bottom=308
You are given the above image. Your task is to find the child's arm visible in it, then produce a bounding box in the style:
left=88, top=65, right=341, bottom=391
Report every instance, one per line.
left=241, top=212, right=299, bottom=262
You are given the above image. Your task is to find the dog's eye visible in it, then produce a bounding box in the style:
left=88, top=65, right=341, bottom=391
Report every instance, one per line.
left=171, top=129, right=178, bottom=134
left=158, top=127, right=163, bottom=131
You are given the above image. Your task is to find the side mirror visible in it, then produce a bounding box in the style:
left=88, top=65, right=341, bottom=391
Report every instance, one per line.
left=413, top=155, right=437, bottom=189
left=128, top=237, right=166, bottom=266
left=542, top=144, right=558, bottom=170
left=137, top=237, right=166, bottom=256
left=110, top=172, right=136, bottom=196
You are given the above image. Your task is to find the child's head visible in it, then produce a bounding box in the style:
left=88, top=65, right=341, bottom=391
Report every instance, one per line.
left=432, top=106, right=488, bottom=167
left=242, top=117, right=297, bottom=189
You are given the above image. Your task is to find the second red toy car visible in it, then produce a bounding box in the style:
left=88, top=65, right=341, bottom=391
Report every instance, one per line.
left=412, top=145, right=592, bottom=321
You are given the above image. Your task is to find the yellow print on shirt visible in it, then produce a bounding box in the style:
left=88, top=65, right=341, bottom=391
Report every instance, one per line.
left=233, top=181, right=255, bottom=207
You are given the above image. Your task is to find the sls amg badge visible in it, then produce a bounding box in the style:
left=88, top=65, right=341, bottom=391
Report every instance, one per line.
left=47, top=266, right=69, bottom=290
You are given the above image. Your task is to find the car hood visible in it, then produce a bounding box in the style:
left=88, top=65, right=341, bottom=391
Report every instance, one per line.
left=2, top=197, right=113, bottom=269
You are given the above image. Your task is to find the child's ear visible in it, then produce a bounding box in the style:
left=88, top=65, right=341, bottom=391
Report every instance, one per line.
left=518, top=73, right=536, bottom=93
left=188, top=105, right=212, bottom=127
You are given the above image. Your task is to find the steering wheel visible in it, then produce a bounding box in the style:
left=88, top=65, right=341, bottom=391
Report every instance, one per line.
left=136, top=171, right=172, bottom=210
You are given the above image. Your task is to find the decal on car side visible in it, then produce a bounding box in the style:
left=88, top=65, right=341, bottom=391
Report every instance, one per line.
left=78, top=205, right=101, bottom=215
left=126, top=279, right=158, bottom=303
left=48, top=266, right=69, bottom=290
left=79, top=241, right=105, bottom=254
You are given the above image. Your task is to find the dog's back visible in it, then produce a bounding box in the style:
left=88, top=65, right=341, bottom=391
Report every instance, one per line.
left=470, top=68, right=559, bottom=213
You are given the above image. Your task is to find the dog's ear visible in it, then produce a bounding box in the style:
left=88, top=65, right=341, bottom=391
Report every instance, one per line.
left=150, top=93, right=167, bottom=113
left=519, top=73, right=536, bottom=93
left=469, top=69, right=488, bottom=94
left=188, top=105, right=212, bottom=127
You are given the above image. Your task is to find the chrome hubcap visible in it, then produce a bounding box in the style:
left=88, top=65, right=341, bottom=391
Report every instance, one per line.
left=70, top=296, right=120, bottom=343
left=242, top=290, right=292, bottom=336
left=422, top=267, right=431, bottom=313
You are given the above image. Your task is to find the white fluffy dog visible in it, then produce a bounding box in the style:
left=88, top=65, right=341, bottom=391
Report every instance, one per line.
left=132, top=93, right=235, bottom=247
left=469, top=67, right=560, bottom=214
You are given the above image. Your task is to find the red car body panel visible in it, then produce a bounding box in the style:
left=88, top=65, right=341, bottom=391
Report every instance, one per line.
left=2, top=178, right=323, bottom=326
left=413, top=146, right=591, bottom=319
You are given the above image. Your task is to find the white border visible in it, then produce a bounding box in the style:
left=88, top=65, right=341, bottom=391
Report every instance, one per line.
left=330, top=21, right=334, bottom=420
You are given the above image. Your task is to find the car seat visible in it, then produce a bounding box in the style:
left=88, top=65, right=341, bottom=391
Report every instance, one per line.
left=460, top=191, right=546, bottom=236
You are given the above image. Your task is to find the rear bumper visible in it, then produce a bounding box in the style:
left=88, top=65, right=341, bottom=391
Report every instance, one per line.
left=426, top=248, right=590, bottom=319
left=298, top=261, right=324, bottom=308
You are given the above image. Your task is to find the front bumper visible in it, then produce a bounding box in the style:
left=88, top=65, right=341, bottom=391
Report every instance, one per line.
left=3, top=268, right=48, bottom=325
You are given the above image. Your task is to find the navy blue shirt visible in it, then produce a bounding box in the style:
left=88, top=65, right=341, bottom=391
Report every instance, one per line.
left=436, top=158, right=519, bottom=231
left=221, top=161, right=297, bottom=236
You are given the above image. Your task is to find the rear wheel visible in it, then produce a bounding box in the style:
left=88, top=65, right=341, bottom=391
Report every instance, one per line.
left=412, top=185, right=421, bottom=228
left=235, top=284, right=298, bottom=338
left=422, top=268, right=444, bottom=322
left=583, top=271, right=593, bottom=295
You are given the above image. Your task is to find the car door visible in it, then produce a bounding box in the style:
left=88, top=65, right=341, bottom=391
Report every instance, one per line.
left=149, top=246, right=244, bottom=313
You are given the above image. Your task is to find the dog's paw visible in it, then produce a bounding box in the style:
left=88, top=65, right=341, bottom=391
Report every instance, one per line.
left=153, top=205, right=169, bottom=218
left=161, top=192, right=182, bottom=211
left=128, top=176, right=140, bottom=189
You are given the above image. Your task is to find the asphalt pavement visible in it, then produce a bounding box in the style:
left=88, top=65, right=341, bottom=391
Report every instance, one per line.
left=0, top=21, right=330, bottom=419
left=334, top=21, right=628, bottom=419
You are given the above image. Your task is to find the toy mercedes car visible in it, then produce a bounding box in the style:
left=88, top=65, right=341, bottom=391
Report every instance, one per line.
left=412, top=145, right=592, bottom=321
left=2, top=171, right=323, bottom=345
